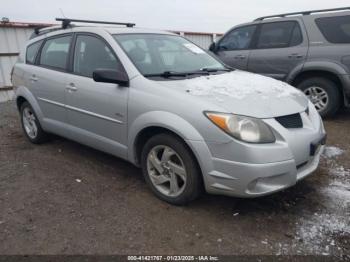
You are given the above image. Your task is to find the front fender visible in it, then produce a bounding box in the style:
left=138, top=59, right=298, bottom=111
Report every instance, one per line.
left=302, top=61, right=349, bottom=75
left=127, top=111, right=215, bottom=189
left=127, top=110, right=206, bottom=163
left=15, top=86, right=44, bottom=122
left=287, top=61, right=349, bottom=84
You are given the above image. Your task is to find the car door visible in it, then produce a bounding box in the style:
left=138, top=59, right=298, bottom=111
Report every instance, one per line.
left=214, top=25, right=257, bottom=70
left=247, top=20, right=308, bottom=81
left=64, top=33, right=129, bottom=158
left=28, top=34, right=72, bottom=124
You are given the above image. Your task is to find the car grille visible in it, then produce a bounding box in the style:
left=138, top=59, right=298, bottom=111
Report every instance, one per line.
left=275, top=113, right=303, bottom=128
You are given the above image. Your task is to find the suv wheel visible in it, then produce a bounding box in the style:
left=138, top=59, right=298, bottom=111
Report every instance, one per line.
left=141, top=133, right=202, bottom=205
left=297, top=77, right=341, bottom=117
left=20, top=102, right=49, bottom=144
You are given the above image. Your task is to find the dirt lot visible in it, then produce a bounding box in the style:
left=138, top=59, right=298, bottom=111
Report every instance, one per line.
left=0, top=101, right=349, bottom=256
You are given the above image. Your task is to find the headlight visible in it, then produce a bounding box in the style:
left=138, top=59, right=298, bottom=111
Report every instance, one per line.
left=205, top=112, right=276, bottom=143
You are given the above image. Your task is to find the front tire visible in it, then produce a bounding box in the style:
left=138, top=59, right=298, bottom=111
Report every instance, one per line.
left=297, top=77, right=341, bottom=117
left=141, top=133, right=202, bottom=205
left=20, top=101, right=49, bottom=144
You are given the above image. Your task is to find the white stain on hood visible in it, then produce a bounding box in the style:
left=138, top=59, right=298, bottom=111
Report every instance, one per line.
left=187, top=70, right=302, bottom=100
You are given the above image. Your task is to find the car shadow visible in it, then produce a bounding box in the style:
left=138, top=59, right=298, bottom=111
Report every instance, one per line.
left=48, top=132, right=331, bottom=218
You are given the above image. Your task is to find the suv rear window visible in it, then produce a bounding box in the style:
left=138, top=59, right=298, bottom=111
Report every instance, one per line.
left=26, top=40, right=42, bottom=64
left=316, top=15, right=350, bottom=44
left=39, top=35, right=72, bottom=70
left=257, top=21, right=302, bottom=49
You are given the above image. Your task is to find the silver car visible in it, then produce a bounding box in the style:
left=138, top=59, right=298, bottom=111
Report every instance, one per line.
left=12, top=19, right=326, bottom=205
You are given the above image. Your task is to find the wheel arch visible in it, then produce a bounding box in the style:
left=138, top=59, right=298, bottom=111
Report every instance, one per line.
left=133, top=126, right=190, bottom=166
left=132, top=124, right=208, bottom=195
left=16, top=96, right=27, bottom=111
left=128, top=111, right=204, bottom=164
left=15, top=86, right=45, bottom=122
left=290, top=69, right=345, bottom=105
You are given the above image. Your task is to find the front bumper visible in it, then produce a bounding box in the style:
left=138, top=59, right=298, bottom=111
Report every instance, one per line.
left=188, top=103, right=326, bottom=198
left=205, top=144, right=324, bottom=197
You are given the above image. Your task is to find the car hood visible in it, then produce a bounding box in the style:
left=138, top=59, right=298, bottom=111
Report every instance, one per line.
left=158, top=70, right=308, bottom=118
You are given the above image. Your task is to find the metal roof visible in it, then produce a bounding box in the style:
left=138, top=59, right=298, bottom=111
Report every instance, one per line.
left=0, top=21, right=53, bottom=28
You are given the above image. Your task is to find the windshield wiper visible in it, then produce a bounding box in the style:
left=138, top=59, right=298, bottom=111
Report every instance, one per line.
left=144, top=68, right=233, bottom=79
left=144, top=70, right=209, bottom=78
left=144, top=71, right=188, bottom=78
left=200, top=67, right=232, bottom=72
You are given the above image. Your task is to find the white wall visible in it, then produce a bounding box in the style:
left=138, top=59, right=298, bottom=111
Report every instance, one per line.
left=0, top=27, right=33, bottom=89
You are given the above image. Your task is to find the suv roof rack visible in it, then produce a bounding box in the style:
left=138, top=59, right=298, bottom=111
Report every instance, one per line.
left=55, top=18, right=136, bottom=29
left=254, top=6, right=350, bottom=21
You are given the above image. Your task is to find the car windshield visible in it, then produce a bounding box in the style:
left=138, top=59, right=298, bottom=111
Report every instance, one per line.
left=113, top=34, right=227, bottom=77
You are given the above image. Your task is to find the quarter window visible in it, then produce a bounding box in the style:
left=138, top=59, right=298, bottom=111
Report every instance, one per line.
left=218, top=25, right=257, bottom=51
left=26, top=40, right=42, bottom=64
left=257, top=21, right=302, bottom=49
left=73, top=35, right=122, bottom=78
left=39, top=35, right=71, bottom=70
left=316, top=15, right=350, bottom=44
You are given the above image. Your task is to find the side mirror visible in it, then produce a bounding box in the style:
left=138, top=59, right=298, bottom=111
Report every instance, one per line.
left=209, top=42, right=216, bottom=52
left=93, top=69, right=129, bottom=87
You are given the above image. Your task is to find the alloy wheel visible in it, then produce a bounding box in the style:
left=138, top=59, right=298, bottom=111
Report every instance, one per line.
left=146, top=145, right=187, bottom=197
left=304, top=86, right=329, bottom=112
left=22, top=107, right=38, bottom=139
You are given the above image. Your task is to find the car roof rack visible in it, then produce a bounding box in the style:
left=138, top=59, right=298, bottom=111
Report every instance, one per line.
left=55, top=18, right=136, bottom=29
left=30, top=25, right=64, bottom=39
left=30, top=18, right=136, bottom=39
left=254, top=6, right=350, bottom=21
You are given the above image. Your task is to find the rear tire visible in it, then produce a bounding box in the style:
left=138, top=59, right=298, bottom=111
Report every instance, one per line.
left=141, top=133, right=202, bottom=205
left=20, top=101, right=49, bottom=144
left=297, top=77, right=341, bottom=117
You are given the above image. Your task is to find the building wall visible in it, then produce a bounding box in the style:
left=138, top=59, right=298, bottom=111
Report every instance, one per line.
left=0, top=27, right=33, bottom=89
left=0, top=24, right=222, bottom=91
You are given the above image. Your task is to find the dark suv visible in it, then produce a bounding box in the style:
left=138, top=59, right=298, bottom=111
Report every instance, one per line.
left=210, top=7, right=350, bottom=117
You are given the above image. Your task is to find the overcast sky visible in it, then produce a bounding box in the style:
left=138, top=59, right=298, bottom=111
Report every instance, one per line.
left=2, top=0, right=350, bottom=33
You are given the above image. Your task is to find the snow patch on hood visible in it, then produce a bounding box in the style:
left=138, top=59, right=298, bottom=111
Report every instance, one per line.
left=187, top=70, right=303, bottom=100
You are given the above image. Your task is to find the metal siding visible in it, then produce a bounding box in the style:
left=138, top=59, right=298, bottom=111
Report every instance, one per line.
left=183, top=33, right=213, bottom=49
left=0, top=56, right=17, bottom=87
left=0, top=27, right=32, bottom=89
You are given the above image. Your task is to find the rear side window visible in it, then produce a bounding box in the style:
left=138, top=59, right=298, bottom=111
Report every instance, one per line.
left=218, top=25, right=257, bottom=51
left=257, top=21, right=302, bottom=49
left=73, top=35, right=123, bottom=78
left=316, top=15, right=350, bottom=44
left=39, top=35, right=72, bottom=70
left=26, top=41, right=42, bottom=64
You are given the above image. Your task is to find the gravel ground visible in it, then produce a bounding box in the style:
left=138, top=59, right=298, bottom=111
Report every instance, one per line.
left=0, top=101, right=349, bottom=256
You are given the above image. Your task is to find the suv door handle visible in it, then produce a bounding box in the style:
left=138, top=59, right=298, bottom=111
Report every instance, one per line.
left=66, top=83, right=78, bottom=92
left=29, top=74, right=39, bottom=82
left=234, top=55, right=246, bottom=59
left=288, top=53, right=303, bottom=59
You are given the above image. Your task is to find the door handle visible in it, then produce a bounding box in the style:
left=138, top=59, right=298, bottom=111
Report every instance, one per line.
left=234, top=55, right=246, bottom=59
left=29, top=74, right=38, bottom=82
left=66, top=83, right=78, bottom=92
left=288, top=53, right=303, bottom=59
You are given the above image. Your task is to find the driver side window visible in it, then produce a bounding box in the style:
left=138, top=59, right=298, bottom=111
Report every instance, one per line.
left=73, top=35, right=122, bottom=78
left=218, top=25, right=256, bottom=51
